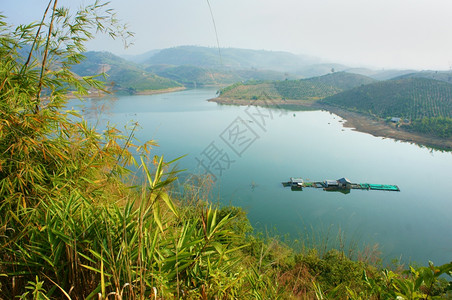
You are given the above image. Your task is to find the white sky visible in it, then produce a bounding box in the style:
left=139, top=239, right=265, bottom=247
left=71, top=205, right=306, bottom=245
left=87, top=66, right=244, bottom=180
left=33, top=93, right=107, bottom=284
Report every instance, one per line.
left=2, top=0, right=452, bottom=70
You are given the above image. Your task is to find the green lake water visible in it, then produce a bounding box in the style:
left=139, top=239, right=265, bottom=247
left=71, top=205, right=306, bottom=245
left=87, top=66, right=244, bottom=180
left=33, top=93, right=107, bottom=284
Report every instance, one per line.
left=70, top=88, right=452, bottom=266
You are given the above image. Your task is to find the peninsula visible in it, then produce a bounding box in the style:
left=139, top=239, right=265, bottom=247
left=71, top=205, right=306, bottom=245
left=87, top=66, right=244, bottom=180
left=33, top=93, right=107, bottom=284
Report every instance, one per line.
left=209, top=72, right=452, bottom=150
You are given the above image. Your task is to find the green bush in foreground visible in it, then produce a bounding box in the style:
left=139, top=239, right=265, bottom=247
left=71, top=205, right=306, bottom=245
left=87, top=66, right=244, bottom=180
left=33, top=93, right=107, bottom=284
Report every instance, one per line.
left=1, top=1, right=451, bottom=299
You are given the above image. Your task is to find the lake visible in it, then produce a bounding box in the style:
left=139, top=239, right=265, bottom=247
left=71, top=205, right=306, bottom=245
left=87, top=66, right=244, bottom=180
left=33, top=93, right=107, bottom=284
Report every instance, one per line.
left=69, top=88, right=452, bottom=266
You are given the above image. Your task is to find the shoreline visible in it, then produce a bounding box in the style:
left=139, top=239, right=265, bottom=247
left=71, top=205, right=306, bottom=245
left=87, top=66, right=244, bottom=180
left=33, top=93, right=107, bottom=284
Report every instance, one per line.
left=135, top=86, right=186, bottom=95
left=66, top=86, right=187, bottom=99
left=208, top=97, right=314, bottom=106
left=209, top=97, right=452, bottom=151
left=323, top=105, right=452, bottom=151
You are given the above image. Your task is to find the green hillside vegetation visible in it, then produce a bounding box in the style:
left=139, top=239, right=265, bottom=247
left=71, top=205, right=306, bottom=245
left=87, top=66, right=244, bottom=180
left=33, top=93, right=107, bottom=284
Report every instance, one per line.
left=71, top=51, right=182, bottom=93
left=395, top=70, right=452, bottom=84
left=2, top=3, right=452, bottom=299
left=219, top=81, right=281, bottom=100
left=321, top=78, right=452, bottom=138
left=146, top=64, right=292, bottom=87
left=219, top=72, right=377, bottom=101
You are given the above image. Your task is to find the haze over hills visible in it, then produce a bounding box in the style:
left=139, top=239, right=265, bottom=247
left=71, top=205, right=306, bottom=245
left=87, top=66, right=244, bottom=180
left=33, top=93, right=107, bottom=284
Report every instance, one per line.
left=123, top=46, right=424, bottom=80
left=72, top=45, right=452, bottom=117
left=140, top=46, right=321, bottom=73
left=73, top=48, right=303, bottom=91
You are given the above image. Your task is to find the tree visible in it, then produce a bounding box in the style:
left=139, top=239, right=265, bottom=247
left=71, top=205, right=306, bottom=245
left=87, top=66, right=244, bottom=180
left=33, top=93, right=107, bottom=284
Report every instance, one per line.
left=0, top=0, right=134, bottom=211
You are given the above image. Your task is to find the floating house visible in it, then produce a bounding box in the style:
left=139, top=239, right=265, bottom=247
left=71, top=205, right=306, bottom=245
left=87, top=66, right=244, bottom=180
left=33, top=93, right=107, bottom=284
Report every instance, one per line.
left=337, top=177, right=352, bottom=189
left=323, top=178, right=351, bottom=189
left=323, top=180, right=338, bottom=188
left=289, top=177, right=304, bottom=188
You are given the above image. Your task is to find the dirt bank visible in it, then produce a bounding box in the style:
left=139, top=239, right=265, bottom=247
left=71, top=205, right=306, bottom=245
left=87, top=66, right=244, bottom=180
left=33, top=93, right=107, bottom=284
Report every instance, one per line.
left=322, top=105, right=452, bottom=151
left=209, top=97, right=315, bottom=106
left=135, top=86, right=186, bottom=95
left=209, top=97, right=452, bottom=151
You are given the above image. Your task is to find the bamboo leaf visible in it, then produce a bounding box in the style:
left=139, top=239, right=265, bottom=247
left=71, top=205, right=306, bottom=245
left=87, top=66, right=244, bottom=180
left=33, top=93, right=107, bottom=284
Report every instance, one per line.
left=159, top=192, right=178, bottom=218
left=153, top=203, right=163, bottom=233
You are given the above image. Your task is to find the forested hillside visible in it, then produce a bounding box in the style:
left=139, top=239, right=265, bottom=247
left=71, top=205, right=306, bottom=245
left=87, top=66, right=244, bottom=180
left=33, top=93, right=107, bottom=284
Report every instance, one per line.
left=218, top=72, right=376, bottom=100
left=322, top=78, right=452, bottom=138
left=322, top=78, right=452, bottom=119
left=395, top=70, right=452, bottom=84
left=72, top=51, right=182, bottom=93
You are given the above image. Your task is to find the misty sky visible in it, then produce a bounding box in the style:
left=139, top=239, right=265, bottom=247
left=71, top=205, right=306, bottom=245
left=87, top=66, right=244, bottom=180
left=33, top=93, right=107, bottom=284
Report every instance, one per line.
left=3, top=0, right=452, bottom=70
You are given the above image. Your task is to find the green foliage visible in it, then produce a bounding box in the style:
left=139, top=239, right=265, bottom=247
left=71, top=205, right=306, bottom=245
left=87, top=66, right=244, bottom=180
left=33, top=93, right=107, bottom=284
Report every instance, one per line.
left=71, top=51, right=182, bottom=92
left=273, top=78, right=341, bottom=100
left=322, top=77, right=452, bottom=138
left=353, top=262, right=452, bottom=299
left=405, top=116, right=452, bottom=138
left=397, top=70, right=452, bottom=84
left=146, top=64, right=290, bottom=87
left=218, top=71, right=376, bottom=101
left=219, top=81, right=280, bottom=100
left=322, top=78, right=452, bottom=119
left=0, top=1, right=137, bottom=213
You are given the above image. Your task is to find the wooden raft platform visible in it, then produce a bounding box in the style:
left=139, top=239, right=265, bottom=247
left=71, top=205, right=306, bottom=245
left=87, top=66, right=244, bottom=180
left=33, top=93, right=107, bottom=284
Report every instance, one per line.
left=282, top=177, right=400, bottom=193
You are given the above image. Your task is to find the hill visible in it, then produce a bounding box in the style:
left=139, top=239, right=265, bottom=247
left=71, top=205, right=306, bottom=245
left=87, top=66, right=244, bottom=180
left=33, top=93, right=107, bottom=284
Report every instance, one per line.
left=146, top=64, right=294, bottom=88
left=217, top=72, right=377, bottom=101
left=72, top=51, right=182, bottom=93
left=345, top=68, right=417, bottom=80
left=394, top=70, right=452, bottom=84
left=142, top=46, right=321, bottom=73
left=321, top=78, right=452, bottom=138
left=123, top=46, right=422, bottom=86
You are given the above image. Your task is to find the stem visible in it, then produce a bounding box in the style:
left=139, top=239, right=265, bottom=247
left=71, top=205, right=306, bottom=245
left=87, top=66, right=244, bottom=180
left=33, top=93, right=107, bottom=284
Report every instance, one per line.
left=22, top=0, right=53, bottom=72
left=35, top=0, right=58, bottom=113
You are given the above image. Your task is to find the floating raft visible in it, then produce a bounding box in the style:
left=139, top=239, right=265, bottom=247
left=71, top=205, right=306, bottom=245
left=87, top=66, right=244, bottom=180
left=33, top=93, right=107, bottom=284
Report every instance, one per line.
left=358, top=183, right=400, bottom=191
left=282, top=177, right=400, bottom=193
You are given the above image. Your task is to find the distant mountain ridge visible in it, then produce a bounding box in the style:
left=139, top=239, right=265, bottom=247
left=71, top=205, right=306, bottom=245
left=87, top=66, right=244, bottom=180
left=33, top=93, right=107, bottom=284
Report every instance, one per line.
left=124, top=46, right=422, bottom=80
left=394, top=70, right=452, bottom=84
left=142, top=46, right=321, bottom=73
